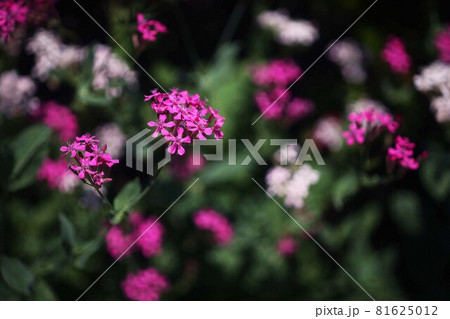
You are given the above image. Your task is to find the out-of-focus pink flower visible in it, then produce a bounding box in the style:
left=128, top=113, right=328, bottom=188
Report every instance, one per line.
left=37, top=101, right=78, bottom=142
left=435, top=26, right=450, bottom=63
left=193, top=208, right=233, bottom=246
left=170, top=153, right=206, bottom=180
left=136, top=13, right=167, bottom=42
left=145, top=89, right=225, bottom=156
left=105, top=226, right=133, bottom=259
left=277, top=236, right=298, bottom=256
left=105, top=212, right=165, bottom=259
left=37, top=158, right=79, bottom=193
left=0, top=0, right=28, bottom=42
left=250, top=59, right=301, bottom=87
left=60, top=133, right=119, bottom=188
left=342, top=108, right=399, bottom=146
left=387, top=136, right=427, bottom=170
left=134, top=215, right=165, bottom=257
left=381, top=36, right=411, bottom=74
left=122, top=268, right=170, bottom=301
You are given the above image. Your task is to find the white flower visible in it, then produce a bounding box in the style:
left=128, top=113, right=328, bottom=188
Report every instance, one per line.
left=258, top=10, right=318, bottom=46
left=328, top=39, right=366, bottom=84
left=313, top=116, right=343, bottom=152
left=0, top=70, right=39, bottom=117
left=95, top=123, right=126, bottom=158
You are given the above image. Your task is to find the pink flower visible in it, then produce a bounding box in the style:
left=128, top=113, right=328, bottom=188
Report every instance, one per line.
left=37, top=101, right=79, bottom=142
left=166, top=127, right=191, bottom=156
left=342, top=108, right=399, bottom=146
left=105, top=212, right=165, bottom=259
left=285, top=97, right=314, bottom=121
left=136, top=13, right=167, bottom=42
left=122, top=268, right=170, bottom=301
left=145, top=89, right=225, bottom=155
left=387, top=136, right=427, bottom=171
left=193, top=208, right=234, bottom=246
left=147, top=114, right=175, bottom=137
left=277, top=236, right=298, bottom=256
left=60, top=133, right=119, bottom=188
left=381, top=36, right=411, bottom=74
left=37, top=158, right=79, bottom=193
left=250, top=59, right=301, bottom=87
left=134, top=215, right=164, bottom=257
left=0, top=0, right=28, bottom=42
left=105, top=226, right=133, bottom=259
left=435, top=26, right=450, bottom=63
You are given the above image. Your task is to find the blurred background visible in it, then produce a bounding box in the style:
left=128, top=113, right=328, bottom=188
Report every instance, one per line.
left=1, top=0, right=450, bottom=300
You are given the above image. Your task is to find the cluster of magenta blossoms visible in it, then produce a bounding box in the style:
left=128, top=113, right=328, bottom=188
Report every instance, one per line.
left=250, top=59, right=314, bottom=121
left=193, top=208, right=234, bottom=246
left=122, top=267, right=169, bottom=301
left=342, top=108, right=399, bottom=146
left=381, top=36, right=411, bottom=74
left=105, top=211, right=164, bottom=259
left=136, top=13, right=167, bottom=42
left=435, top=26, right=450, bottom=63
left=60, top=134, right=119, bottom=189
left=145, top=89, right=225, bottom=155
left=387, top=136, right=428, bottom=171
left=0, top=0, right=28, bottom=42
left=343, top=108, right=426, bottom=171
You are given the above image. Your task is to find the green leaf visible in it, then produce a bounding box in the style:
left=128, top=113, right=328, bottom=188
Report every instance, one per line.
left=420, top=153, right=450, bottom=201
left=10, top=124, right=51, bottom=178
left=0, top=256, right=34, bottom=295
left=32, top=280, right=57, bottom=301
left=389, top=190, right=422, bottom=235
left=113, top=178, right=142, bottom=212
left=59, top=214, right=77, bottom=251
left=74, top=234, right=105, bottom=269
left=332, top=171, right=359, bottom=209
left=8, top=124, right=51, bottom=191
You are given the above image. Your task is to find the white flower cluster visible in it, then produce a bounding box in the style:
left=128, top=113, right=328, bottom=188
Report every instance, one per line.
left=95, top=122, right=126, bottom=158
left=266, top=163, right=320, bottom=210
left=414, top=62, right=450, bottom=123
left=27, top=30, right=86, bottom=81
left=258, top=10, right=318, bottom=46
left=328, top=39, right=366, bottom=84
left=312, top=116, right=343, bottom=152
left=92, top=45, right=137, bottom=98
left=0, top=70, right=39, bottom=117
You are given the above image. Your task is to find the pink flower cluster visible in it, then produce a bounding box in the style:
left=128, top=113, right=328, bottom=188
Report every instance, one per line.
left=435, top=26, right=450, bottom=63
left=105, top=212, right=164, bottom=259
left=121, top=267, right=170, bottom=301
left=60, top=134, right=119, bottom=188
left=381, top=36, right=411, bottom=74
left=136, top=13, right=167, bottom=42
left=36, top=101, right=78, bottom=142
left=0, top=0, right=28, bottom=42
left=193, top=208, right=233, bottom=246
left=251, top=59, right=314, bottom=121
left=145, top=89, right=225, bottom=155
left=343, top=109, right=427, bottom=171
left=37, top=158, right=79, bottom=193
left=387, top=136, right=427, bottom=171
left=277, top=236, right=298, bottom=256
left=342, top=108, right=399, bottom=145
